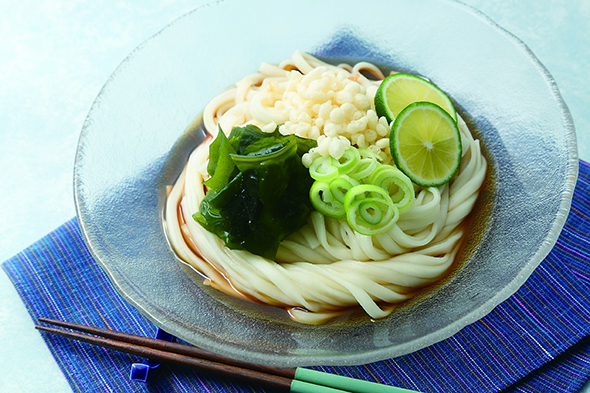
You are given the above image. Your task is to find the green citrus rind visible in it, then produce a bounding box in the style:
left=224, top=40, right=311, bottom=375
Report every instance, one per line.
left=390, top=101, right=462, bottom=187
left=375, top=73, right=457, bottom=123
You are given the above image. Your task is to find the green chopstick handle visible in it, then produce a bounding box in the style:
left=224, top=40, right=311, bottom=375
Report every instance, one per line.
left=291, top=379, right=350, bottom=393
left=294, top=368, right=420, bottom=393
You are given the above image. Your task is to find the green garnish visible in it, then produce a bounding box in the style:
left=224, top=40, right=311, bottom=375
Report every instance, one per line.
left=309, top=156, right=338, bottom=182
left=203, top=125, right=239, bottom=191
left=367, top=165, right=415, bottom=211
left=309, top=181, right=346, bottom=220
left=390, top=102, right=461, bottom=187
left=374, top=72, right=457, bottom=123
left=307, top=146, right=415, bottom=235
left=328, top=175, right=359, bottom=204
left=194, top=125, right=316, bottom=260
left=331, top=148, right=360, bottom=174
left=349, top=149, right=381, bottom=181
left=344, top=185, right=398, bottom=236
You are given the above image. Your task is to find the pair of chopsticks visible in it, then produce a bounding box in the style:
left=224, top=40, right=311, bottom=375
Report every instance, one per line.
left=36, top=318, right=419, bottom=393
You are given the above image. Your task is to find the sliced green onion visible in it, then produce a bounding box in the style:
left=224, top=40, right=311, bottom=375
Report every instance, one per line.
left=358, top=148, right=382, bottom=161
left=344, top=185, right=398, bottom=235
left=309, top=181, right=345, bottom=219
left=331, top=148, right=360, bottom=174
left=349, top=157, right=378, bottom=181
left=309, top=156, right=338, bottom=182
left=308, top=146, right=414, bottom=234
left=368, top=165, right=415, bottom=210
left=358, top=200, right=383, bottom=225
left=329, top=175, right=360, bottom=204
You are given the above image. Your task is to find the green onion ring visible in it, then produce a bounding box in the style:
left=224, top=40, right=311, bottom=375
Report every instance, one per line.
left=309, top=181, right=346, bottom=219
left=368, top=165, right=415, bottom=210
left=344, top=185, right=398, bottom=235
left=350, top=158, right=378, bottom=181
left=309, top=156, right=338, bottom=182
left=331, top=148, right=360, bottom=174
left=329, top=175, right=360, bottom=204
left=358, top=200, right=384, bottom=225
left=358, top=148, right=382, bottom=161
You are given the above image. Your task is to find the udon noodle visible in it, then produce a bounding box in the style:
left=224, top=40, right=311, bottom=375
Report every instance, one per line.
left=165, top=51, right=487, bottom=324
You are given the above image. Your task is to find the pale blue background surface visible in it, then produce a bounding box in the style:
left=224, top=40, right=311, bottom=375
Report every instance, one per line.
left=0, top=1, right=588, bottom=392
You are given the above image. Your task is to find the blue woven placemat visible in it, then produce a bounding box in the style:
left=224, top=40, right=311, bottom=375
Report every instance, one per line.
left=3, top=161, right=590, bottom=393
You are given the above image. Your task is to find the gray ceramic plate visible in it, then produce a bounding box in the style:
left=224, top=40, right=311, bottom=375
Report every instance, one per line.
left=74, top=0, right=578, bottom=367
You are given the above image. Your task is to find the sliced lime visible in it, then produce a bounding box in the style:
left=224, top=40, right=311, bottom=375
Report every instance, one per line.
left=375, top=73, right=456, bottom=123
left=390, top=102, right=461, bottom=187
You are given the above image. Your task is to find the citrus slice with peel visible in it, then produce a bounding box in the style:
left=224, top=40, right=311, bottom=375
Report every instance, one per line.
left=390, top=102, right=462, bottom=187
left=375, top=73, right=456, bottom=123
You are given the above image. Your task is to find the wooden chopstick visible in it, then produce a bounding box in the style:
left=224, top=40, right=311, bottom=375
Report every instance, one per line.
left=36, top=320, right=295, bottom=392
left=36, top=318, right=418, bottom=393
left=37, top=317, right=296, bottom=379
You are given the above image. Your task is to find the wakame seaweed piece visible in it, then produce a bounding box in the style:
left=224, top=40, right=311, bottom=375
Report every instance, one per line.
left=227, top=124, right=316, bottom=156
left=231, top=135, right=316, bottom=204
left=241, top=137, right=291, bottom=157
left=236, top=141, right=314, bottom=243
left=227, top=124, right=280, bottom=154
left=236, top=139, right=314, bottom=202
left=231, top=139, right=298, bottom=203
left=294, top=135, right=317, bottom=157
left=195, top=126, right=316, bottom=260
left=203, top=126, right=239, bottom=191
left=195, top=171, right=259, bottom=247
left=194, top=170, right=280, bottom=260
left=259, top=166, right=314, bottom=238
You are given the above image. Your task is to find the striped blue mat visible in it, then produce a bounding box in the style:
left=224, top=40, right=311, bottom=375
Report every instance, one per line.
left=3, top=160, right=590, bottom=393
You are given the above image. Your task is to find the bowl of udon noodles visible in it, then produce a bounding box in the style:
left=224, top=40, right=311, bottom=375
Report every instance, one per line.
left=74, top=0, right=578, bottom=367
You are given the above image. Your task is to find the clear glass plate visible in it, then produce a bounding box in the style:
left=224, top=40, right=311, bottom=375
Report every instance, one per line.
left=74, top=0, right=578, bottom=367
